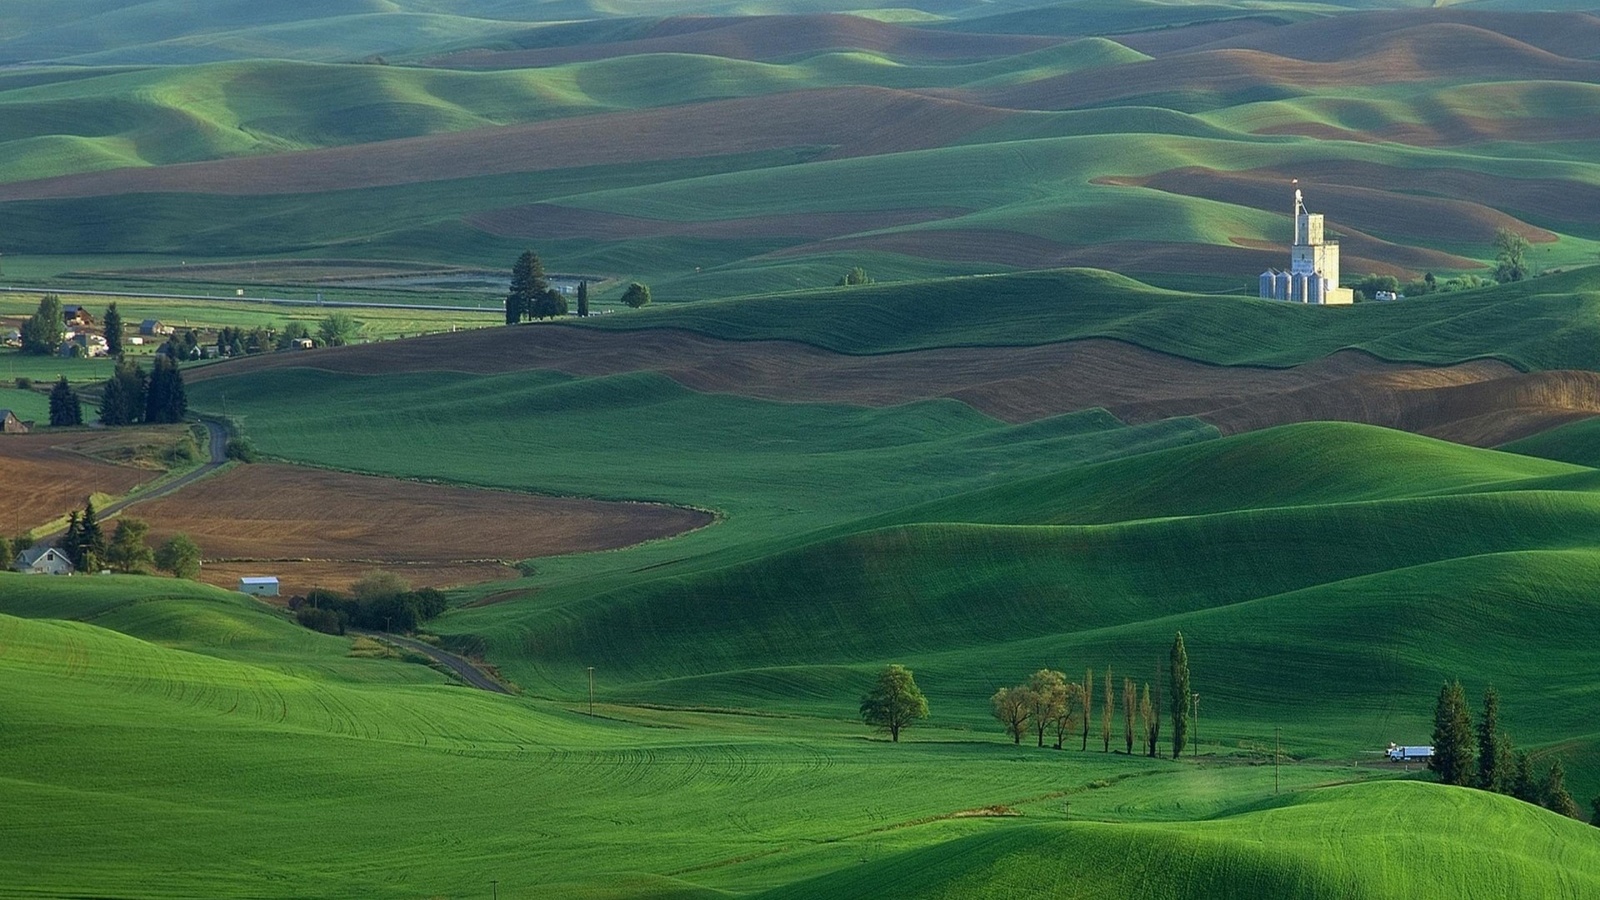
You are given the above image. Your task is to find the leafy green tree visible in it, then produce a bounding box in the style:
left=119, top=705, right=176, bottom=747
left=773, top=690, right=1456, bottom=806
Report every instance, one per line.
left=576, top=279, right=590, bottom=317
left=837, top=267, right=872, bottom=286
left=1139, top=683, right=1157, bottom=757
left=317, top=312, right=361, bottom=347
left=154, top=533, right=202, bottom=579
left=859, top=664, right=928, bottom=742
left=1494, top=228, right=1531, bottom=283
left=1477, top=686, right=1510, bottom=792
left=48, top=376, right=82, bottom=427
left=621, top=282, right=651, bottom=309
left=276, top=321, right=311, bottom=350
left=1025, top=669, right=1066, bottom=748
left=1170, top=632, right=1190, bottom=759
left=1541, top=758, right=1580, bottom=819
left=103, top=302, right=123, bottom=356
left=530, top=286, right=568, bottom=320
left=99, top=356, right=146, bottom=426
left=19, top=294, right=63, bottom=355
left=1429, top=680, right=1476, bottom=786
left=991, top=685, right=1030, bottom=745
left=506, top=250, right=549, bottom=324
left=1051, top=682, right=1081, bottom=751
left=105, top=517, right=154, bottom=573
left=144, top=354, right=187, bottom=424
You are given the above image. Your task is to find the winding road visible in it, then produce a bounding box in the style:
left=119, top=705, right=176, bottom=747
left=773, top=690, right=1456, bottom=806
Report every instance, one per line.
left=358, top=630, right=512, bottom=694
left=42, top=418, right=230, bottom=542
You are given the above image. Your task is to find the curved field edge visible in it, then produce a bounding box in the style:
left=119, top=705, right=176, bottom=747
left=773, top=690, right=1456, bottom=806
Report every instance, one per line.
left=757, top=782, right=1600, bottom=900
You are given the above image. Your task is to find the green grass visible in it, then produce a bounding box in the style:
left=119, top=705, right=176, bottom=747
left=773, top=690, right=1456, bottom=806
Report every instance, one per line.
left=1502, top=416, right=1600, bottom=467
left=579, top=265, right=1600, bottom=370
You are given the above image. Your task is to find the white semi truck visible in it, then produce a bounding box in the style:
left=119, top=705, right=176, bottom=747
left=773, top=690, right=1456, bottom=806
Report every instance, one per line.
left=1386, top=744, right=1434, bottom=761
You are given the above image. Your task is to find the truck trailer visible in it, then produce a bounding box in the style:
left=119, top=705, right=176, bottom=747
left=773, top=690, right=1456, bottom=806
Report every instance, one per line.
left=1386, top=744, right=1434, bottom=761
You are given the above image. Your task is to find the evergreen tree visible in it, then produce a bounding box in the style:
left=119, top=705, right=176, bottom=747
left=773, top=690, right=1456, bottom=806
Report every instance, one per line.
left=103, top=302, right=123, bottom=356
left=1477, top=686, right=1509, bottom=792
left=1170, top=632, right=1190, bottom=759
left=62, top=511, right=82, bottom=569
left=1123, top=677, right=1136, bottom=754
left=78, top=499, right=106, bottom=572
left=144, top=354, right=187, bottom=424
left=1541, top=758, right=1580, bottom=819
left=858, top=664, right=928, bottom=742
left=1429, top=680, right=1476, bottom=786
left=576, top=279, right=590, bottom=317
left=1510, top=750, right=1539, bottom=803
left=99, top=355, right=147, bottom=426
left=506, top=250, right=547, bottom=324
left=529, top=286, right=567, bottom=320
left=48, top=376, right=82, bottom=427
left=1590, top=796, right=1600, bottom=827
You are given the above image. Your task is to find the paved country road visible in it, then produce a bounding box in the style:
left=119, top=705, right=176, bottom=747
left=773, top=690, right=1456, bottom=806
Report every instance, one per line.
left=43, top=418, right=229, bottom=542
left=359, top=630, right=512, bottom=695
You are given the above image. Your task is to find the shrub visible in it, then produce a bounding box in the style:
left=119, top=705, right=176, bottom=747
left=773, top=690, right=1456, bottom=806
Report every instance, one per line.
left=296, top=606, right=345, bottom=635
left=225, top=438, right=258, bottom=462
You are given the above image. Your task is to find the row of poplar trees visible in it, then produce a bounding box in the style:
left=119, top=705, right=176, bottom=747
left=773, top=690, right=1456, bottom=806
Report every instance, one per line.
left=990, top=633, right=1194, bottom=759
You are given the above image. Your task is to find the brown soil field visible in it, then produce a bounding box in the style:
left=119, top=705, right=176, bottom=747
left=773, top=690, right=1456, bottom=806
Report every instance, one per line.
left=1104, top=162, right=1600, bottom=233
left=0, top=88, right=1014, bottom=202
left=1158, top=9, right=1600, bottom=62
left=183, top=323, right=1598, bottom=447
left=983, top=36, right=1600, bottom=112
left=430, top=14, right=1058, bottom=69
left=0, top=429, right=176, bottom=535
left=467, top=204, right=967, bottom=242
left=135, top=463, right=713, bottom=594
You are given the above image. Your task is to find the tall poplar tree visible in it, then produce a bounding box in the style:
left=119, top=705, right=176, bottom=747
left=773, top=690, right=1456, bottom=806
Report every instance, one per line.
left=1081, top=667, right=1093, bottom=751
left=103, top=301, right=123, bottom=356
left=576, top=279, right=590, bottom=317
left=1102, top=666, right=1113, bottom=752
left=1123, top=677, right=1136, bottom=754
left=1170, top=633, right=1190, bottom=759
left=1429, top=680, right=1475, bottom=786
left=1139, top=683, right=1156, bottom=757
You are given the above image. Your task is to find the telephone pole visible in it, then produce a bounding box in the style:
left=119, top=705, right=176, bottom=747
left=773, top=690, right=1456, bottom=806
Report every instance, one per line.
left=587, top=666, right=595, bottom=716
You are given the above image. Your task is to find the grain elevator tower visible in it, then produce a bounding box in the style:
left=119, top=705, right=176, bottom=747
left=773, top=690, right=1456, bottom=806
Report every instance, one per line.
left=1259, top=188, right=1354, bottom=304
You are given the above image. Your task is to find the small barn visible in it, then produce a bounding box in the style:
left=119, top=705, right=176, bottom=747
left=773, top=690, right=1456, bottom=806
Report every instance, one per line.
left=239, top=576, right=280, bottom=597
left=13, top=546, right=74, bottom=575
left=62, top=305, right=95, bottom=327
left=1, top=410, right=32, bottom=434
left=140, top=319, right=173, bottom=336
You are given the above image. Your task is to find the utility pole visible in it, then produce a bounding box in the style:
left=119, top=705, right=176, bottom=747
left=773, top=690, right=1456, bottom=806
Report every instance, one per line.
left=587, top=666, right=595, bottom=716
left=1192, top=693, right=1200, bottom=758
left=491, top=879, right=498, bottom=900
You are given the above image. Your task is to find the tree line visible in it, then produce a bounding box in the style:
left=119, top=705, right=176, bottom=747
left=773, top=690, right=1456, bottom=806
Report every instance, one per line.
left=288, top=571, right=448, bottom=635
left=46, top=498, right=202, bottom=577
left=1430, top=680, right=1593, bottom=823
left=502, top=250, right=646, bottom=324
left=861, top=632, right=1197, bottom=758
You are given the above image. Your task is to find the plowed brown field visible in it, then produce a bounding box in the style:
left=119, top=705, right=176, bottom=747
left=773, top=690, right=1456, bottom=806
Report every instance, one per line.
left=432, top=14, right=1057, bottom=68
left=185, top=324, right=1600, bottom=447
left=0, top=88, right=1013, bottom=201
left=135, top=463, right=713, bottom=594
left=0, top=429, right=174, bottom=535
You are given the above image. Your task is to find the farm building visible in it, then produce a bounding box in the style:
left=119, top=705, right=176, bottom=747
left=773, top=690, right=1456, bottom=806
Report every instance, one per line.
left=1259, top=188, right=1355, bottom=305
left=239, top=576, right=280, bottom=597
left=13, top=546, right=73, bottom=575
left=140, top=319, right=173, bottom=336
left=62, top=305, right=95, bottom=327
left=1, top=409, right=33, bottom=433
left=290, top=338, right=314, bottom=350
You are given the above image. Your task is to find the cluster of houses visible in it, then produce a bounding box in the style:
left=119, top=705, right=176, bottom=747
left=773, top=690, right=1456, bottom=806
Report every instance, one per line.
left=2, top=307, right=175, bottom=357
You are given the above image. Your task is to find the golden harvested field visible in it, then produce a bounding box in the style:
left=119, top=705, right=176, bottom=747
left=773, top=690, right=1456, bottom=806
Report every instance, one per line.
left=136, top=463, right=713, bottom=594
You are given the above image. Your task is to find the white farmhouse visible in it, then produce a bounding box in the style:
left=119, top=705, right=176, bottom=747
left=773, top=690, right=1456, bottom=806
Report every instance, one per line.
left=239, top=576, right=280, bottom=597
left=1259, top=188, right=1354, bottom=305
left=13, top=546, right=74, bottom=575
